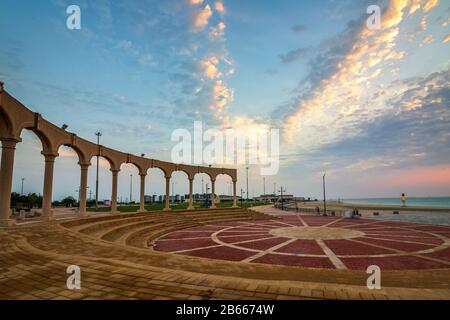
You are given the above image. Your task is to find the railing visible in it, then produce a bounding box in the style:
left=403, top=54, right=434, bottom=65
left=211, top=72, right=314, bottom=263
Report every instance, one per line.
left=274, top=202, right=345, bottom=216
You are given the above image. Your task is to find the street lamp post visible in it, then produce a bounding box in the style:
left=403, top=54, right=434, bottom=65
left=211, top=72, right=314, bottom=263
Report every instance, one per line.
left=171, top=182, right=177, bottom=203
left=206, top=183, right=210, bottom=207
left=263, top=177, right=266, bottom=196
left=21, top=178, right=25, bottom=196
left=94, top=131, right=102, bottom=208
left=130, top=174, right=133, bottom=204
left=279, top=186, right=286, bottom=210
left=246, top=167, right=249, bottom=201
left=323, top=173, right=327, bottom=216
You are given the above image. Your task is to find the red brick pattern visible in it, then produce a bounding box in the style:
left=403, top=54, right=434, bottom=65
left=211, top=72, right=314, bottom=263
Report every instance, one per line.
left=154, top=214, right=450, bottom=270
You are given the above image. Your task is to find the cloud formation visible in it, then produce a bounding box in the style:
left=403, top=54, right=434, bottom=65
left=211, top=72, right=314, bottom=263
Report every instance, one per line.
left=192, top=4, right=212, bottom=30
left=209, top=22, right=226, bottom=40
left=282, top=0, right=443, bottom=149
left=291, top=25, right=306, bottom=33
left=200, top=56, right=222, bottom=79
left=279, top=48, right=308, bottom=64
left=215, top=1, right=225, bottom=13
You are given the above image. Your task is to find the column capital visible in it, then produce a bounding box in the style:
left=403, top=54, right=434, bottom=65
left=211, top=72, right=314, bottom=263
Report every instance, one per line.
left=42, top=152, right=58, bottom=162
left=139, top=172, right=147, bottom=177
left=79, top=162, right=91, bottom=170
left=1, top=138, right=19, bottom=149
left=110, top=169, right=120, bottom=174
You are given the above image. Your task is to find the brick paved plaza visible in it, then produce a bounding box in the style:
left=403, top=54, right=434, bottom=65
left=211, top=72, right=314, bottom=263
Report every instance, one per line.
left=1, top=206, right=449, bottom=300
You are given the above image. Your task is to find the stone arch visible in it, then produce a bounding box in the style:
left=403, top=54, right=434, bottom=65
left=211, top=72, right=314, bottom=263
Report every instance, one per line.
left=53, top=145, right=81, bottom=204
left=0, top=108, right=14, bottom=139
left=215, top=173, right=233, bottom=196
left=57, top=143, right=89, bottom=166
left=152, top=164, right=171, bottom=178
left=118, top=162, right=140, bottom=204
left=171, top=170, right=190, bottom=204
left=88, top=153, right=118, bottom=172
left=145, top=166, right=166, bottom=200
left=20, top=127, right=55, bottom=156
left=193, top=172, right=212, bottom=194
left=126, top=160, right=145, bottom=176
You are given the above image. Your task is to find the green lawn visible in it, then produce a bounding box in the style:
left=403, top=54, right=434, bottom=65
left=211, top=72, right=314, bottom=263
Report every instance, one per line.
left=87, top=201, right=271, bottom=213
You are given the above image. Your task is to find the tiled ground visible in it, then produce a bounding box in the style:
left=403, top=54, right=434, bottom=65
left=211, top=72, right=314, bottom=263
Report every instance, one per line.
left=1, top=208, right=449, bottom=300
left=155, top=214, right=450, bottom=270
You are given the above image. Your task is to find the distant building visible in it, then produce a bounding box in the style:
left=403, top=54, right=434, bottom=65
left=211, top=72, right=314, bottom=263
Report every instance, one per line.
left=254, top=194, right=302, bottom=202
left=218, top=195, right=238, bottom=202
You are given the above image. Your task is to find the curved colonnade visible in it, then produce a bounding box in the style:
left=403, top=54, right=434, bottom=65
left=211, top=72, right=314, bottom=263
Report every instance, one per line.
left=0, top=82, right=238, bottom=227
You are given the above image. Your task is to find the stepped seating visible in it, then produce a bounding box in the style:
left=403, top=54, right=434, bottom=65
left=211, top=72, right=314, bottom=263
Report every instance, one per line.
left=60, top=208, right=268, bottom=249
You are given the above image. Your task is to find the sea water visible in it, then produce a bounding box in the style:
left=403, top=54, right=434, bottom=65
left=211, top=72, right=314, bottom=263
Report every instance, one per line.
left=343, top=197, right=450, bottom=208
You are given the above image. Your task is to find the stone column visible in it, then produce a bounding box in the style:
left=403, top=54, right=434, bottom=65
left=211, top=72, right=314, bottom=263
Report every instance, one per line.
left=211, top=179, right=216, bottom=209
left=163, top=176, right=171, bottom=211
left=138, top=173, right=146, bottom=212
left=0, top=139, right=18, bottom=227
left=42, top=153, right=57, bottom=221
left=232, top=180, right=238, bottom=208
left=78, top=163, right=90, bottom=217
left=188, top=178, right=194, bottom=210
left=111, top=169, right=119, bottom=214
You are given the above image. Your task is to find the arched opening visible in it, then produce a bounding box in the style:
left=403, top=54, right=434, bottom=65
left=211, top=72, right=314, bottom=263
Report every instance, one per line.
left=193, top=173, right=211, bottom=208
left=52, top=145, right=82, bottom=216
left=170, top=170, right=189, bottom=210
left=86, top=155, right=112, bottom=213
left=146, top=167, right=166, bottom=211
left=118, top=163, right=140, bottom=212
left=10, top=129, right=46, bottom=219
left=215, top=174, right=233, bottom=208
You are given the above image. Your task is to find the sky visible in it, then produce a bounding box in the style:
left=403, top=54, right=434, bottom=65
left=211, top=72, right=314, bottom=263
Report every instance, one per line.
left=0, top=0, right=449, bottom=201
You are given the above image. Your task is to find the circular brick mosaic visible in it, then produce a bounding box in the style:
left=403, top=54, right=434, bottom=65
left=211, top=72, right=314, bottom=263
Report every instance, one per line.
left=269, top=226, right=365, bottom=240
left=154, top=214, right=450, bottom=270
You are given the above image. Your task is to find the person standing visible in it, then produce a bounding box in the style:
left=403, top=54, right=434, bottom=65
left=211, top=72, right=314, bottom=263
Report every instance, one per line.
left=401, top=193, right=406, bottom=207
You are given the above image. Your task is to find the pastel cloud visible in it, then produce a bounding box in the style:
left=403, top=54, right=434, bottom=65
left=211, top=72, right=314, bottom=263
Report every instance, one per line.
left=209, top=22, right=226, bottom=40
left=374, top=164, right=450, bottom=188
left=282, top=0, right=441, bottom=148
left=421, top=16, right=427, bottom=30
left=192, top=4, right=212, bottom=30
left=200, top=56, right=222, bottom=79
left=189, top=0, right=204, bottom=5
left=423, top=0, right=439, bottom=13
left=442, top=34, right=450, bottom=43
left=215, top=1, right=225, bottom=14
left=209, top=80, right=234, bottom=117
left=420, top=34, right=434, bottom=45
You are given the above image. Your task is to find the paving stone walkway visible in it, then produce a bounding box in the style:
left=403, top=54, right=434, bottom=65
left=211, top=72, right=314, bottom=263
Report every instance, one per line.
left=1, top=208, right=449, bottom=300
